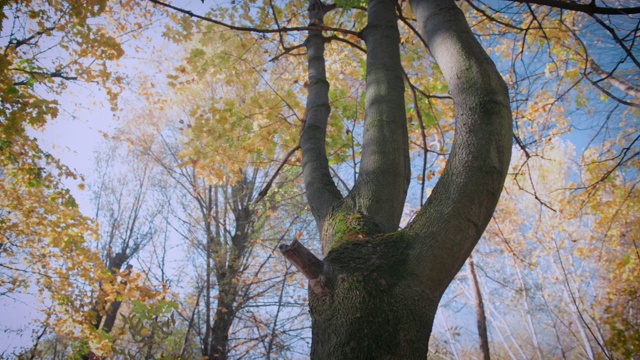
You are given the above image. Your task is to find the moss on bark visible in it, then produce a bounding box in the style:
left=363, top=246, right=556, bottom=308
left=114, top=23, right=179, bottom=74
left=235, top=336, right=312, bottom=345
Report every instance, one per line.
left=326, top=211, right=384, bottom=250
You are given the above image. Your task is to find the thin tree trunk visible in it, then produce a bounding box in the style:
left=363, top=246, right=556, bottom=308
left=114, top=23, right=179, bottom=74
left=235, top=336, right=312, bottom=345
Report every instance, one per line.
left=202, top=238, right=212, bottom=357
left=467, top=256, right=490, bottom=360
left=485, top=299, right=527, bottom=359
left=207, top=177, right=254, bottom=359
left=180, top=288, right=202, bottom=358
left=28, top=326, right=47, bottom=360
left=209, top=296, right=236, bottom=360
left=553, top=261, right=595, bottom=360
left=266, top=267, right=289, bottom=359
left=101, top=264, right=133, bottom=333
left=514, top=261, right=543, bottom=359
left=489, top=320, right=518, bottom=360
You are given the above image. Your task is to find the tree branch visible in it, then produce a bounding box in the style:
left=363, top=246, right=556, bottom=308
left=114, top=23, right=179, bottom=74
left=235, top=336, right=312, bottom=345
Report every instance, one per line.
left=588, top=61, right=640, bottom=105
left=8, top=25, right=57, bottom=49
left=279, top=239, right=328, bottom=296
left=324, top=34, right=366, bottom=53
left=149, top=0, right=359, bottom=37
left=346, top=0, right=410, bottom=233
left=300, top=0, right=343, bottom=230
left=407, top=0, right=512, bottom=295
left=590, top=14, right=640, bottom=70
left=505, top=0, right=640, bottom=15
left=464, top=0, right=525, bottom=31
left=12, top=69, right=78, bottom=85
left=254, top=145, right=301, bottom=204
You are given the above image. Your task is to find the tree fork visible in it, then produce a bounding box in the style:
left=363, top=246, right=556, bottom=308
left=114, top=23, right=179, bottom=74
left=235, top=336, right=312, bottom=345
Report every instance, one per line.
left=286, top=0, right=512, bottom=357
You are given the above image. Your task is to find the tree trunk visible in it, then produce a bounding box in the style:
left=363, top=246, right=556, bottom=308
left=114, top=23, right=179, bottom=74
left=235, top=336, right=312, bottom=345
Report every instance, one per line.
left=297, top=0, right=512, bottom=358
left=468, top=255, right=490, bottom=360
left=206, top=176, right=254, bottom=359
left=82, top=257, right=131, bottom=360
left=209, top=296, right=236, bottom=360
left=309, top=233, right=439, bottom=358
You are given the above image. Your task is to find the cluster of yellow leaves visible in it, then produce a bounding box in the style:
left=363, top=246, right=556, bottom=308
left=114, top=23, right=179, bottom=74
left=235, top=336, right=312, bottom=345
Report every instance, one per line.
left=1, top=0, right=163, bottom=170
left=0, top=138, right=166, bottom=357
left=0, top=138, right=106, bottom=351
left=163, top=24, right=304, bottom=185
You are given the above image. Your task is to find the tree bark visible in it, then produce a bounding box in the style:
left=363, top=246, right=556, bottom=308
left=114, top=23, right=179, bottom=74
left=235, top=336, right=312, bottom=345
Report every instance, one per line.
left=209, top=294, right=237, bottom=360
left=405, top=0, right=512, bottom=295
left=298, top=0, right=512, bottom=358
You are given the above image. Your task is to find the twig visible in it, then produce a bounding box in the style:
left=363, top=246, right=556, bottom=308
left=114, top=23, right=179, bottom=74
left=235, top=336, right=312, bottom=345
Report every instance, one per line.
left=254, top=145, right=301, bottom=204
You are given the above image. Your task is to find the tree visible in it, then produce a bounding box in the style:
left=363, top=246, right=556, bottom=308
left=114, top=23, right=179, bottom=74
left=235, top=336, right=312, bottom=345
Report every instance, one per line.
left=146, top=0, right=637, bottom=357
left=111, top=47, right=311, bottom=356
left=0, top=1, right=160, bottom=354
left=85, top=142, right=167, bottom=358
left=292, top=1, right=512, bottom=357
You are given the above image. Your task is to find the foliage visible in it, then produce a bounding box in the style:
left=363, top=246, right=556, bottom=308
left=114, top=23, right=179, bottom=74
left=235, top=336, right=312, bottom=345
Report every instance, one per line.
left=163, top=24, right=303, bottom=186
left=0, top=0, right=162, bottom=356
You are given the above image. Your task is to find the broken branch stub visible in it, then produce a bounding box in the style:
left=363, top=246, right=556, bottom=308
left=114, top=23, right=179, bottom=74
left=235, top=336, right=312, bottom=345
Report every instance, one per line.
left=279, top=239, right=329, bottom=296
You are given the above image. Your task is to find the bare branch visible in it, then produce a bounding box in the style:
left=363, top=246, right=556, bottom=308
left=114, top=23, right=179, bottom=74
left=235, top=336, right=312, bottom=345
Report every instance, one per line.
left=464, top=0, right=525, bottom=31
left=149, top=0, right=360, bottom=37
left=8, top=25, right=57, bottom=50
left=324, top=34, right=366, bottom=53
left=505, top=0, right=640, bottom=15
left=254, top=145, right=301, bottom=204
left=12, top=69, right=78, bottom=85
left=590, top=14, right=640, bottom=70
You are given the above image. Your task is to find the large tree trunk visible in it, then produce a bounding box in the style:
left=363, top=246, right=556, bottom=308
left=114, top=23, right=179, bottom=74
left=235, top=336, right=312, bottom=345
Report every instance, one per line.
left=309, top=233, right=439, bottom=358
left=296, top=0, right=512, bottom=358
